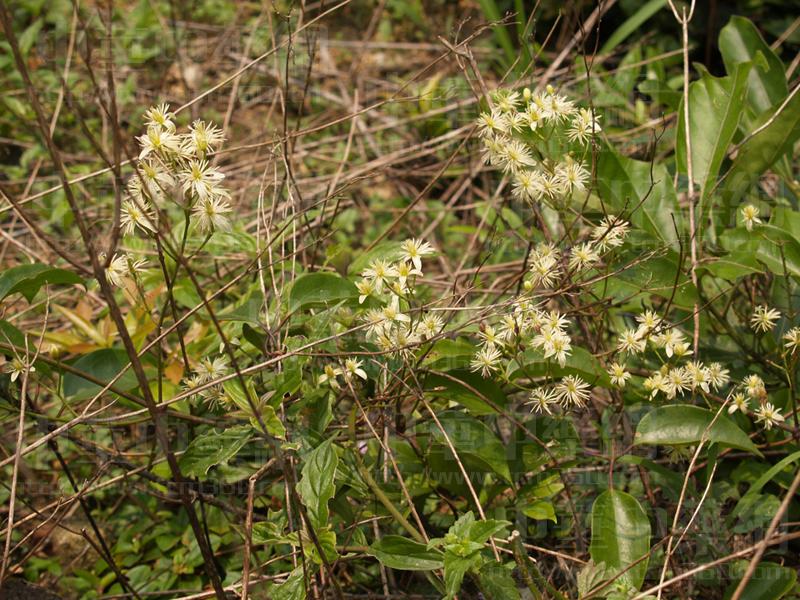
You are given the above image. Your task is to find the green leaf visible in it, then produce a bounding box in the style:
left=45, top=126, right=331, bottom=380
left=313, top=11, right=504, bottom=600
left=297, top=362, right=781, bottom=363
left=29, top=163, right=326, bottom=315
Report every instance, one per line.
left=428, top=412, right=512, bottom=483
left=468, top=519, right=510, bottom=545
left=477, top=562, right=521, bottom=600
left=444, top=551, right=481, bottom=600
left=0, top=264, right=82, bottom=303
left=62, top=349, right=140, bottom=401
left=634, top=405, right=761, bottom=455
left=178, top=425, right=253, bottom=477
left=268, top=567, right=306, bottom=600
left=522, top=500, right=556, bottom=523
left=720, top=89, right=800, bottom=208
left=724, top=560, right=797, bottom=600
left=728, top=451, right=800, bottom=524
left=599, top=0, right=668, bottom=54
left=297, top=439, right=338, bottom=529
left=589, top=489, right=651, bottom=590
left=369, top=536, right=444, bottom=571
left=289, top=272, right=358, bottom=312
left=700, top=252, right=764, bottom=280
left=719, top=16, right=788, bottom=119
left=423, top=369, right=508, bottom=415
left=509, top=346, right=610, bottom=387
left=597, top=149, right=683, bottom=250
left=676, top=63, right=751, bottom=201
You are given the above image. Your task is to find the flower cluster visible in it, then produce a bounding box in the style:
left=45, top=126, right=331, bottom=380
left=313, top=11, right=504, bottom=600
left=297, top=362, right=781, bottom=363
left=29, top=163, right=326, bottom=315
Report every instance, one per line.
left=477, top=86, right=597, bottom=208
left=319, top=239, right=439, bottom=389
left=125, top=104, right=232, bottom=237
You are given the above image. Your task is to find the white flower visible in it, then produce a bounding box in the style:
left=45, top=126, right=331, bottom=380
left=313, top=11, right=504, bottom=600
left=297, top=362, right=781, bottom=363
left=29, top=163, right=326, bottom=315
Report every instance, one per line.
left=783, top=327, right=800, bottom=354
left=319, top=363, right=343, bottom=389
left=635, top=310, right=662, bottom=335
left=478, top=325, right=504, bottom=348
left=684, top=361, right=711, bottom=393
left=643, top=372, right=669, bottom=399
left=607, top=363, right=631, bottom=387
left=741, top=205, right=762, bottom=231
left=743, top=374, right=766, bottom=399
left=591, top=216, right=629, bottom=251
left=104, top=253, right=130, bottom=287
left=617, top=329, right=646, bottom=354
left=568, top=242, right=599, bottom=270
left=554, top=375, right=590, bottom=408
left=470, top=345, right=503, bottom=378
left=381, top=296, right=410, bottom=325
left=137, top=159, right=175, bottom=200
left=651, top=328, right=686, bottom=358
left=121, top=199, right=157, bottom=236
left=361, top=259, right=398, bottom=293
left=137, top=125, right=181, bottom=159
left=512, top=170, right=543, bottom=203
left=419, top=314, right=444, bottom=339
left=476, top=109, right=509, bottom=137
left=755, top=402, right=784, bottom=430
left=195, top=356, right=229, bottom=383
left=492, top=89, right=520, bottom=113
left=180, top=159, right=226, bottom=201
left=498, top=139, right=536, bottom=174
left=144, top=103, right=176, bottom=132
left=665, top=367, right=691, bottom=399
left=727, top=393, right=749, bottom=415
left=364, top=309, right=389, bottom=339
left=751, top=306, right=780, bottom=333
left=183, top=119, right=225, bottom=156
left=707, top=363, right=730, bottom=390
left=395, top=261, right=421, bottom=292
left=527, top=387, right=557, bottom=414
left=192, top=195, right=232, bottom=233
left=343, top=358, right=367, bottom=382
left=3, top=357, right=34, bottom=382
left=356, top=279, right=375, bottom=304
left=553, top=158, right=589, bottom=193
left=567, top=108, right=601, bottom=144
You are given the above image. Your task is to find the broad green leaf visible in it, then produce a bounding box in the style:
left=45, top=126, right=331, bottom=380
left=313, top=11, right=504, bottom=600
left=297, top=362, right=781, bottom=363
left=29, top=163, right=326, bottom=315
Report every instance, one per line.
left=509, top=346, right=610, bottom=387
left=589, top=489, right=651, bottom=590
left=222, top=380, right=286, bottom=439
left=720, top=89, right=800, bottom=208
left=599, top=0, right=668, bottom=54
left=634, top=405, right=760, bottom=455
left=428, top=412, right=512, bottom=483
left=719, top=16, right=788, bottom=119
left=268, top=566, right=306, bottom=600
left=700, top=252, right=764, bottom=280
left=468, top=518, right=510, bottom=545
left=724, top=560, right=797, bottom=600
left=63, top=349, right=140, bottom=400
left=728, top=451, right=800, bottom=524
left=0, top=264, right=82, bottom=303
left=676, top=63, right=751, bottom=201
left=288, top=272, right=358, bottom=312
left=369, top=536, right=444, bottom=571
left=597, top=150, right=683, bottom=250
left=522, top=500, right=556, bottom=523
left=477, top=562, right=521, bottom=600
left=444, top=551, right=481, bottom=600
left=423, top=369, right=508, bottom=415
left=178, top=425, right=253, bottom=477
left=297, top=439, right=338, bottom=529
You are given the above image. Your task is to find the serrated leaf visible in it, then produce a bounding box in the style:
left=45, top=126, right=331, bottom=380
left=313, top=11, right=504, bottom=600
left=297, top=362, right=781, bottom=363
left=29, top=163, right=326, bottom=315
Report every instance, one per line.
left=590, top=489, right=651, bottom=590
left=369, top=536, right=444, bottom=571
left=178, top=425, right=253, bottom=477
left=634, top=404, right=761, bottom=455
left=0, top=264, right=82, bottom=303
